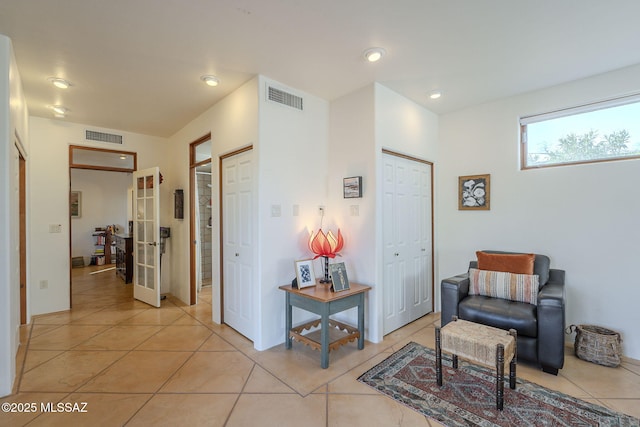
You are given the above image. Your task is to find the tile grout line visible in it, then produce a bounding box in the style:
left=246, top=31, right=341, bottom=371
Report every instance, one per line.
left=221, top=362, right=258, bottom=426
left=13, top=322, right=35, bottom=394
left=121, top=298, right=233, bottom=425
left=120, top=348, right=198, bottom=426
left=31, top=303, right=202, bottom=423
left=17, top=311, right=129, bottom=425
left=23, top=311, right=173, bottom=393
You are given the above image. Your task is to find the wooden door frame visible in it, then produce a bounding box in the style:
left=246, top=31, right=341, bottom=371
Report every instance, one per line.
left=68, top=145, right=138, bottom=307
left=381, top=149, right=435, bottom=314
left=218, top=145, right=253, bottom=325
left=189, top=133, right=212, bottom=305
left=18, top=149, right=27, bottom=324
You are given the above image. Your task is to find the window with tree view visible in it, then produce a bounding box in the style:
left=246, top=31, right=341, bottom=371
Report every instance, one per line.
left=520, top=95, right=640, bottom=169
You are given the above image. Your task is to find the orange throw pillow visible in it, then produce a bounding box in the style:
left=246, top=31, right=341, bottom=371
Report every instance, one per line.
left=476, top=251, right=535, bottom=275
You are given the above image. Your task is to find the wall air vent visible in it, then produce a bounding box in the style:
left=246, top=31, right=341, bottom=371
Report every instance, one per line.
left=85, top=130, right=123, bottom=144
left=267, top=86, right=303, bottom=110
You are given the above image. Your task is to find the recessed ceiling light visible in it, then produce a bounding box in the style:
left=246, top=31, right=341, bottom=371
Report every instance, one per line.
left=201, top=75, right=220, bottom=87
left=363, top=47, right=386, bottom=63
left=429, top=91, right=442, bottom=100
left=49, top=105, right=68, bottom=117
left=47, top=77, right=72, bottom=89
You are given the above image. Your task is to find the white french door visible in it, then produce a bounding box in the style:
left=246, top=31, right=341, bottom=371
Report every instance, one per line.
left=222, top=149, right=255, bottom=340
left=382, top=153, right=433, bottom=334
left=132, top=167, right=161, bottom=307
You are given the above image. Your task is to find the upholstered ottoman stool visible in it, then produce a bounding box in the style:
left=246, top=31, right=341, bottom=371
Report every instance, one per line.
left=435, top=316, right=517, bottom=410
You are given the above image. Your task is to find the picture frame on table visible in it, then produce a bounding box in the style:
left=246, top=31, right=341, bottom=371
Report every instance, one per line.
left=329, top=262, right=350, bottom=292
left=294, top=259, right=316, bottom=289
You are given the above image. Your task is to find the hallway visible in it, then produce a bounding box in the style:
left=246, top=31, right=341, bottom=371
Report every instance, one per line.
left=2, top=266, right=640, bottom=426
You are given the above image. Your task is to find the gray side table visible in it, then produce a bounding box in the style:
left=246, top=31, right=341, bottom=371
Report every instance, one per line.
left=280, top=282, right=371, bottom=368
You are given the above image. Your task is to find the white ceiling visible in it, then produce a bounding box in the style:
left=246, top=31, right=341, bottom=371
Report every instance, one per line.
left=2, top=1, right=640, bottom=138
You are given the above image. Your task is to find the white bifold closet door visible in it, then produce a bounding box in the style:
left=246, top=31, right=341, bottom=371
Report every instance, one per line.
left=382, top=153, right=433, bottom=334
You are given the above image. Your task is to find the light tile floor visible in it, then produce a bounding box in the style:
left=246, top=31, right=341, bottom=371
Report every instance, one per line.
left=2, top=265, right=640, bottom=426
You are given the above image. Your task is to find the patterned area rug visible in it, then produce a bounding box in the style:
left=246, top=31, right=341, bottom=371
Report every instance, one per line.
left=358, top=342, right=640, bottom=427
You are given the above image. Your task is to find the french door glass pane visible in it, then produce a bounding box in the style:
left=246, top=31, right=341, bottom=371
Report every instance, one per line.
left=146, top=241, right=155, bottom=266
left=145, top=198, right=154, bottom=220
left=137, top=177, right=144, bottom=197
left=145, top=222, right=154, bottom=245
left=137, top=265, right=145, bottom=285
left=146, top=267, right=154, bottom=289
left=137, top=243, right=145, bottom=263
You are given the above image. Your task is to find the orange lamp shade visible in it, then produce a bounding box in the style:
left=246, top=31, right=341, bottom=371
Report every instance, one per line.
left=308, top=229, right=344, bottom=259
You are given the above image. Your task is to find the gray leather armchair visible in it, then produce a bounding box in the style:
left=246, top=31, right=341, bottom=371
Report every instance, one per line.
left=440, top=251, right=566, bottom=375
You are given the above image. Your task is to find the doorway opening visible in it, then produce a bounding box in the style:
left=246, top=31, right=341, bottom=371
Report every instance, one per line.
left=189, top=134, right=212, bottom=305
left=68, top=145, right=137, bottom=306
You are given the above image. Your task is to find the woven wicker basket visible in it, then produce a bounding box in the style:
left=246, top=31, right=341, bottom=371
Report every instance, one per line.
left=570, top=324, right=622, bottom=367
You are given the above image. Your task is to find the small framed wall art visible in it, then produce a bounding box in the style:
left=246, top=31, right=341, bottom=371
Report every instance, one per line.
left=343, top=176, right=362, bottom=198
left=174, top=189, right=184, bottom=219
left=458, top=174, right=490, bottom=210
left=294, top=259, right=316, bottom=289
left=70, top=191, right=82, bottom=218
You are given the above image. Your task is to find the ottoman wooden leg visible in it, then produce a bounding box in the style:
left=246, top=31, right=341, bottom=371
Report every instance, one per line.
left=509, top=329, right=517, bottom=390
left=450, top=316, right=459, bottom=369
left=496, top=344, right=504, bottom=411
left=509, top=357, right=516, bottom=390
left=435, top=327, right=443, bottom=386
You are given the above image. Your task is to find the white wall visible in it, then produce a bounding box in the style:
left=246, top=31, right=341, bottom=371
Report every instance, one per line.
left=328, top=85, right=376, bottom=338
left=327, top=83, right=439, bottom=343
left=70, top=169, right=131, bottom=265
left=438, top=64, right=640, bottom=360
left=0, top=35, right=10, bottom=398
left=29, top=118, right=170, bottom=315
left=329, top=84, right=376, bottom=280
left=375, top=84, right=440, bottom=157
left=257, top=76, right=329, bottom=350
left=374, top=84, right=439, bottom=340
left=167, top=75, right=330, bottom=350
left=167, top=76, right=259, bottom=310
left=0, top=34, right=29, bottom=397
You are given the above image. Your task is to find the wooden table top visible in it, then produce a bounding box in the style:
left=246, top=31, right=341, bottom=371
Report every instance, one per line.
left=279, top=282, right=371, bottom=303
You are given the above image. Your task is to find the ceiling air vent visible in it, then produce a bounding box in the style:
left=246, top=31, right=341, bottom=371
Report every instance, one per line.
left=267, top=86, right=303, bottom=110
left=85, top=130, right=123, bottom=144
